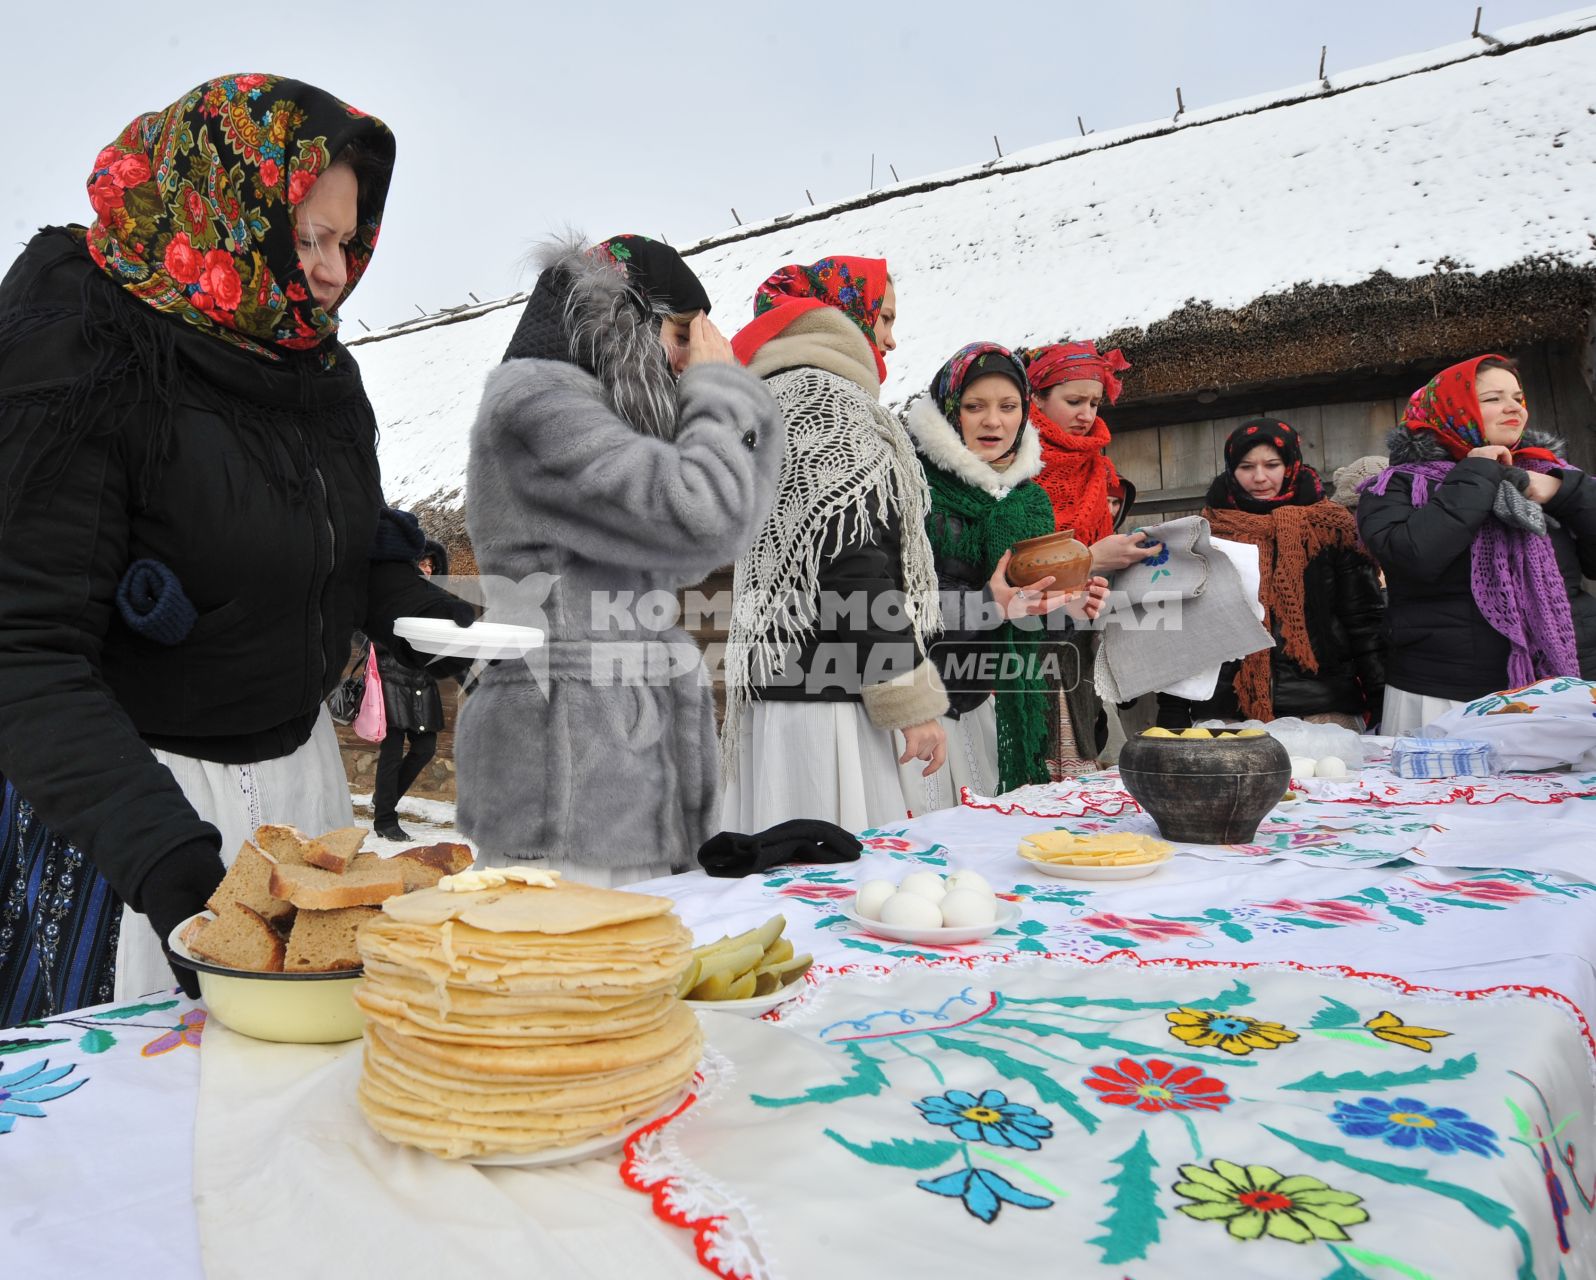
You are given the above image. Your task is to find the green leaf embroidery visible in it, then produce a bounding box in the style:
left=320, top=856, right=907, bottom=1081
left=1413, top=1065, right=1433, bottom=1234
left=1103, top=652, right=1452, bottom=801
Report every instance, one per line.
left=1265, top=1126, right=1534, bottom=1280
left=927, top=1033, right=1099, bottom=1134
left=1000, top=980, right=1253, bottom=1014
left=1275, top=916, right=1342, bottom=930
left=821, top=1130, right=960, bottom=1170
left=1090, top=933, right=1138, bottom=949
left=751, top=1042, right=888, bottom=1109
left=1352, top=888, right=1390, bottom=903
left=1424, top=897, right=1505, bottom=912
left=77, top=1028, right=116, bottom=1055
left=1385, top=906, right=1430, bottom=926
left=1017, top=920, right=1048, bottom=937
left=1335, top=1245, right=1436, bottom=1280
left=1219, top=922, right=1253, bottom=944
left=1503, top=1096, right=1535, bottom=1143
left=1281, top=1053, right=1478, bottom=1094
left=92, top=999, right=181, bottom=1021
left=0, top=1037, right=70, bottom=1056
left=1314, top=1029, right=1392, bottom=1047
left=1088, top=1131, right=1163, bottom=1265
left=981, top=1017, right=1258, bottom=1069
left=1309, top=997, right=1364, bottom=1029
left=1321, top=1246, right=1377, bottom=1279
left=1017, top=939, right=1049, bottom=953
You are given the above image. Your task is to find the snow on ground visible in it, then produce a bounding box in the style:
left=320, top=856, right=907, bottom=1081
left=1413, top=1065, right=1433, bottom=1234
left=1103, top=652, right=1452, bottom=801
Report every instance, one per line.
left=356, top=11, right=1596, bottom=513
left=348, top=792, right=475, bottom=854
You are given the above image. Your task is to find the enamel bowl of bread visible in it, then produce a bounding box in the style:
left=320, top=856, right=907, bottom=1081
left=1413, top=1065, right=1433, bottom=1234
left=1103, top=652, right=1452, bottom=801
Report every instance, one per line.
left=167, top=824, right=473, bottom=1044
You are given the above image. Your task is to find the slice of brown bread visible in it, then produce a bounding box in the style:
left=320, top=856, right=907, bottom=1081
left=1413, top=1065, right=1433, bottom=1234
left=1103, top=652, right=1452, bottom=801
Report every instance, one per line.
left=205, top=842, right=292, bottom=924
left=269, top=860, right=405, bottom=910
left=304, top=826, right=369, bottom=874
left=254, top=824, right=314, bottom=867
left=284, top=906, right=377, bottom=972
left=389, top=842, right=475, bottom=891
left=189, top=903, right=286, bottom=972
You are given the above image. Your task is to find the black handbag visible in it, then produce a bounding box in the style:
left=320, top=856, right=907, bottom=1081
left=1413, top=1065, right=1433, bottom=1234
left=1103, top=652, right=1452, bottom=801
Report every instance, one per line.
left=327, top=643, right=369, bottom=725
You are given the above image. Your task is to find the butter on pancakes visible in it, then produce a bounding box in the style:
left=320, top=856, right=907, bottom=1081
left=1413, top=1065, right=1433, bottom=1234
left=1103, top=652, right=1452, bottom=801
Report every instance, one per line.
left=354, top=874, right=701, bottom=1160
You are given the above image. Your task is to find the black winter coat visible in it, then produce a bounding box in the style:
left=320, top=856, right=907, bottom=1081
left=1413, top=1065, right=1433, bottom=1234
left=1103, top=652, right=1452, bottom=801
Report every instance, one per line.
left=0, top=229, right=462, bottom=910
left=1357, top=427, right=1596, bottom=700
left=754, top=497, right=926, bottom=702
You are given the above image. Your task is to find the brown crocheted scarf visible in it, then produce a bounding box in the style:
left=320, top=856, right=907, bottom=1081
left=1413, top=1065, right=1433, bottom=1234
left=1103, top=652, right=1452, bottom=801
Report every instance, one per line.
left=1203, top=500, right=1367, bottom=721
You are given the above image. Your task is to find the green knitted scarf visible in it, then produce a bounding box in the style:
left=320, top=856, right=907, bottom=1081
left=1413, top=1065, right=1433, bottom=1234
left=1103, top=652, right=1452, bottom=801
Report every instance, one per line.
left=923, top=463, right=1058, bottom=792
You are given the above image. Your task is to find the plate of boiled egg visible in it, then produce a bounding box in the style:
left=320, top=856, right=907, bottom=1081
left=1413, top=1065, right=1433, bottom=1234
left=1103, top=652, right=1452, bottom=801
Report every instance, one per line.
left=844, top=870, right=1020, bottom=945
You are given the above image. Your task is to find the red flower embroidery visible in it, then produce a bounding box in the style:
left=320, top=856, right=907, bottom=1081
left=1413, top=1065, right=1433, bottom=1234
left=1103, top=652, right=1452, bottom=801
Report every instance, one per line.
left=286, top=281, right=309, bottom=301
left=198, top=250, right=243, bottom=312
left=1079, top=912, right=1205, bottom=942
left=233, top=73, right=269, bottom=91
left=163, top=233, right=204, bottom=285
left=93, top=145, right=119, bottom=173
left=288, top=168, right=317, bottom=205
left=108, top=153, right=151, bottom=188
left=1260, top=898, right=1379, bottom=925
left=259, top=158, right=281, bottom=189
left=1085, top=1057, right=1231, bottom=1113
left=88, top=175, right=125, bottom=220
left=1413, top=877, right=1536, bottom=903
left=185, top=190, right=207, bottom=227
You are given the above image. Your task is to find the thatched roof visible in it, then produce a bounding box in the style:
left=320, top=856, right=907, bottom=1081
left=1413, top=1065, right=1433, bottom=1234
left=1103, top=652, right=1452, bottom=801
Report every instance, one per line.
left=355, top=8, right=1596, bottom=524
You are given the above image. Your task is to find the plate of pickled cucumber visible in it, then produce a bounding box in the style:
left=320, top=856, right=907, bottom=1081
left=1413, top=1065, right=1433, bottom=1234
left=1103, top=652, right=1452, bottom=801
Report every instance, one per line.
left=678, top=914, right=814, bottom=1017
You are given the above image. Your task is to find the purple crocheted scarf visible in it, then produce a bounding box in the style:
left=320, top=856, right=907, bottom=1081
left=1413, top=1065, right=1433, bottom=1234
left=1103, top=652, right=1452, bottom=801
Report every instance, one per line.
left=1362, top=460, right=1579, bottom=686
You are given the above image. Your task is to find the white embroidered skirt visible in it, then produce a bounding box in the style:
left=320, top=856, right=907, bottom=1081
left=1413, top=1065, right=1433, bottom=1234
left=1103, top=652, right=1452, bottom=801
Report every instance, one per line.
left=115, top=706, right=354, bottom=1001
left=1380, top=685, right=1466, bottom=738
left=721, top=701, right=938, bottom=833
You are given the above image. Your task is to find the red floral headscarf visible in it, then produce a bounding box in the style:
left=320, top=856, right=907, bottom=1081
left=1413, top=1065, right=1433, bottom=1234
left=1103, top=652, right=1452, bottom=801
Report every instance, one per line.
left=82, top=74, right=393, bottom=360
left=1210, top=418, right=1325, bottom=513
left=1403, top=354, right=1557, bottom=467
left=731, top=256, right=890, bottom=382
left=1018, top=340, right=1131, bottom=404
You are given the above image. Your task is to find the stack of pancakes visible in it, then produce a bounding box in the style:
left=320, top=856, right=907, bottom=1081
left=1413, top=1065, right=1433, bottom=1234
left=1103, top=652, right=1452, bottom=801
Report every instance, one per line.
left=354, top=878, right=701, bottom=1160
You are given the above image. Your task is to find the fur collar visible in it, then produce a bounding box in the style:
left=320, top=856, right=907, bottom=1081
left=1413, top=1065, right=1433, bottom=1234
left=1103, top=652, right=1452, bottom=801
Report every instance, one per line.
left=902, top=394, right=1043, bottom=496
left=1385, top=423, right=1566, bottom=465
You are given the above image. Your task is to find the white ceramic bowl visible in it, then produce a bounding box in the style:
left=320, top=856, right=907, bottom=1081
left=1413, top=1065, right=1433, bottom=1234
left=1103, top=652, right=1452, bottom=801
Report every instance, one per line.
left=842, top=896, right=1021, bottom=945
left=167, top=913, right=365, bottom=1044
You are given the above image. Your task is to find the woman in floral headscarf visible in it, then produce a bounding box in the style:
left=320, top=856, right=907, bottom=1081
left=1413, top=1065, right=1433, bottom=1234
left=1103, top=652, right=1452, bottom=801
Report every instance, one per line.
left=722, top=257, right=951, bottom=830
left=1359, top=355, right=1596, bottom=734
left=1157, top=418, right=1385, bottom=730
left=902, top=342, right=1108, bottom=807
left=0, top=75, right=468, bottom=1016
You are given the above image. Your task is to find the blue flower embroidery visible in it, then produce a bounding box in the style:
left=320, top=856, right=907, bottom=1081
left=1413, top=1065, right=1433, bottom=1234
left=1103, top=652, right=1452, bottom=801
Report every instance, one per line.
left=916, top=1167, right=1053, bottom=1223
left=0, top=1059, right=88, bottom=1134
left=1329, top=1095, right=1501, bottom=1157
left=915, top=1088, right=1054, bottom=1150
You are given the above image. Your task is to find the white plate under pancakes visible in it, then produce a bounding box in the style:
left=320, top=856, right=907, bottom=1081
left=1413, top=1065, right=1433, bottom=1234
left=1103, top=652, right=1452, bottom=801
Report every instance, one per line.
left=466, top=1085, right=693, bottom=1167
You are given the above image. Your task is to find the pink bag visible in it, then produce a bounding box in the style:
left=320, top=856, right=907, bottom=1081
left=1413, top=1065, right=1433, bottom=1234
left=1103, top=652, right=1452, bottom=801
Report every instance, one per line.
left=352, top=643, right=387, bottom=742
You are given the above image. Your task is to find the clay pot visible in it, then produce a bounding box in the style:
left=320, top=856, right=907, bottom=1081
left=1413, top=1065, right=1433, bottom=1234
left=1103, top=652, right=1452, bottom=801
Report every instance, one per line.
left=1007, top=529, right=1091, bottom=592
left=1118, top=732, right=1291, bottom=844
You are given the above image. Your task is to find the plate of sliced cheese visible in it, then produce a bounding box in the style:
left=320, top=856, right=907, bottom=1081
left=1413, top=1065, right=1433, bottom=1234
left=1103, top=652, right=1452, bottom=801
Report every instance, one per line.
left=1017, top=831, right=1175, bottom=880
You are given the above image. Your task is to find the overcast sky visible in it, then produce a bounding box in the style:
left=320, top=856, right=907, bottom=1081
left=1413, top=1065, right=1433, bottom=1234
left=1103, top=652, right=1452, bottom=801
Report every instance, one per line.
left=2, top=0, right=1579, bottom=332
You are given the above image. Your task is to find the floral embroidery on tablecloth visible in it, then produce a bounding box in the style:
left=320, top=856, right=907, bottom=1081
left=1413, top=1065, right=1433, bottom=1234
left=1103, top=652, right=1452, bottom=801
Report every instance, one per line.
left=0, top=1058, right=87, bottom=1133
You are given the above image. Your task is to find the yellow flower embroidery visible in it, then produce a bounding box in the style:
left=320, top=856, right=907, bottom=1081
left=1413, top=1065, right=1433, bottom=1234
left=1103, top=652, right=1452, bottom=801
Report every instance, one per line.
left=1165, top=1008, right=1300, bottom=1056
left=1363, top=1010, right=1451, bottom=1053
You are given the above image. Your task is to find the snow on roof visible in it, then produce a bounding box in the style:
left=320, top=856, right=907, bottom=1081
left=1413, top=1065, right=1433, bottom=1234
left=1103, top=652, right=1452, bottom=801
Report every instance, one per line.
left=360, top=9, right=1596, bottom=512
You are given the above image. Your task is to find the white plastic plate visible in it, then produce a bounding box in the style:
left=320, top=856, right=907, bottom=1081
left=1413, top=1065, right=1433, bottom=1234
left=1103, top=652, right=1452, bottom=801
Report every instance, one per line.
left=841, top=896, right=1021, bottom=945
left=392, top=616, right=545, bottom=661
left=1019, top=856, right=1171, bottom=881
left=686, top=983, right=806, bottom=1019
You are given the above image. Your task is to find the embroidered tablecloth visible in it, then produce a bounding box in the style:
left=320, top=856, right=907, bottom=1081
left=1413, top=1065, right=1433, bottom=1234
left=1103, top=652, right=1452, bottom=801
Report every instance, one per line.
left=628, top=958, right=1594, bottom=1280
left=7, top=773, right=1596, bottom=1278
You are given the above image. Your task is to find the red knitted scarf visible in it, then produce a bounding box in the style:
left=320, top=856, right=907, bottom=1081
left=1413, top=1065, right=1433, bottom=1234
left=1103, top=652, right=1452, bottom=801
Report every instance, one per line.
left=1033, top=404, right=1116, bottom=546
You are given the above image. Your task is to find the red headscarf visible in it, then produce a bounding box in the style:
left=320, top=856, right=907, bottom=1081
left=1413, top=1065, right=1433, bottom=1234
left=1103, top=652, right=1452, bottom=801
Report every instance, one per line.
left=1019, top=340, right=1131, bottom=403
left=731, top=256, right=890, bottom=382
left=1404, top=354, right=1557, bottom=467
left=1019, top=341, right=1131, bottom=547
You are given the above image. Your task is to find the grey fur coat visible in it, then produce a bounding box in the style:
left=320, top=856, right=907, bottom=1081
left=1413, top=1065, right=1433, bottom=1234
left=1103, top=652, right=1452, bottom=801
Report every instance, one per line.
left=456, top=252, right=784, bottom=871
